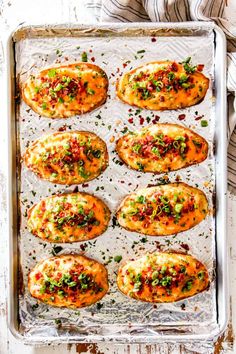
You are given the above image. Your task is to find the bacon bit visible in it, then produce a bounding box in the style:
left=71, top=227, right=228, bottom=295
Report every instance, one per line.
left=139, top=117, right=144, bottom=125
left=159, top=96, right=165, bottom=102
left=64, top=202, right=72, bottom=210
left=110, top=136, right=115, bottom=143
left=171, top=62, right=178, bottom=72
left=64, top=57, right=69, bottom=61
left=58, top=124, right=67, bottom=132
left=128, top=117, right=133, bottom=124
left=178, top=114, right=186, bottom=121
left=152, top=115, right=160, bottom=124
left=151, top=37, right=157, bottom=42
left=195, top=115, right=204, bottom=121
left=180, top=243, right=189, bottom=251
left=91, top=57, right=95, bottom=62
left=123, top=63, right=128, bottom=68
left=197, top=64, right=204, bottom=72
left=35, top=272, right=42, bottom=280
left=41, top=201, right=46, bottom=212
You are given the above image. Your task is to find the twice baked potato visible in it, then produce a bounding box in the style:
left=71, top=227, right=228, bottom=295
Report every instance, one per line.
left=23, top=131, right=108, bottom=185
left=117, top=252, right=209, bottom=303
left=116, top=58, right=209, bottom=110
left=27, top=192, right=111, bottom=243
left=21, top=62, right=108, bottom=118
left=116, top=183, right=208, bottom=236
left=116, top=123, right=208, bottom=173
left=28, top=254, right=109, bottom=308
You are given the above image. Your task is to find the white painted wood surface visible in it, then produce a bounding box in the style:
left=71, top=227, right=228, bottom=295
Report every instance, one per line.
left=0, top=0, right=235, bottom=353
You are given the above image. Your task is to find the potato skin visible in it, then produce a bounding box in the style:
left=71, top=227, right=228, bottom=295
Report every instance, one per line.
left=28, top=255, right=109, bottom=308
left=116, top=183, right=208, bottom=236
left=117, top=252, right=209, bottom=303
left=23, top=131, right=108, bottom=185
left=116, top=123, right=208, bottom=173
left=27, top=192, right=111, bottom=243
left=22, top=62, right=108, bottom=118
left=116, top=60, right=209, bottom=110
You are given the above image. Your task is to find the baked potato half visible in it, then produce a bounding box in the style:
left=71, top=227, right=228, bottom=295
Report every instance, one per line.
left=28, top=254, right=109, bottom=308
left=116, top=123, right=208, bottom=173
left=116, top=58, right=209, bottom=110
left=27, top=192, right=111, bottom=243
left=116, top=183, right=208, bottom=236
left=117, top=252, right=209, bottom=303
left=23, top=131, right=108, bottom=185
left=21, top=62, right=108, bottom=118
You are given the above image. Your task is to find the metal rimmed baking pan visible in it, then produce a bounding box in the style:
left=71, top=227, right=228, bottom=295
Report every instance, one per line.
left=6, top=22, right=228, bottom=344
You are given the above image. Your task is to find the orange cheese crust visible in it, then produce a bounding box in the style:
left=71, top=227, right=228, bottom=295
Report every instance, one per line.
left=116, top=183, right=208, bottom=236
left=117, top=252, right=209, bottom=303
left=21, top=62, right=108, bottom=118
left=28, top=255, right=109, bottom=308
left=23, top=131, right=108, bottom=185
left=116, top=60, right=209, bottom=110
left=27, top=192, right=111, bottom=243
left=116, top=123, right=208, bottom=173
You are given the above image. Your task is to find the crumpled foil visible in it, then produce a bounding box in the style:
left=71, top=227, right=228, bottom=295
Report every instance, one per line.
left=13, top=23, right=219, bottom=343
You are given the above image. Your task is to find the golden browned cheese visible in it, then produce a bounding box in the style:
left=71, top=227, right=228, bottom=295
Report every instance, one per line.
left=117, top=252, right=209, bottom=303
left=116, top=123, right=208, bottom=173
left=116, top=60, right=209, bottom=110
left=28, top=192, right=110, bottom=243
left=23, top=131, right=108, bottom=185
left=116, top=183, right=208, bottom=236
left=28, top=255, right=109, bottom=308
left=21, top=63, right=108, bottom=118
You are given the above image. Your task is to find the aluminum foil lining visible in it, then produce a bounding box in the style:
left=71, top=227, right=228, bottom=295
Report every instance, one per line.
left=14, top=23, right=218, bottom=341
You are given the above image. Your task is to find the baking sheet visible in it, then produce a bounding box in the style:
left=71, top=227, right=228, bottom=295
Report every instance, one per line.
left=12, top=23, right=221, bottom=341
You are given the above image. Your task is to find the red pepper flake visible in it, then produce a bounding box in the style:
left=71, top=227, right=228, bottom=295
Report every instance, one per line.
left=91, top=57, right=95, bottom=62
left=64, top=57, right=69, bottom=61
left=116, top=67, right=120, bottom=73
left=128, top=108, right=132, bottom=112
left=82, top=183, right=89, bottom=188
left=180, top=243, right=190, bottom=251
left=58, top=124, right=67, bottom=132
left=123, top=63, right=128, bottom=68
left=195, top=115, right=204, bottom=121
left=128, top=117, right=133, bottom=123
left=89, top=49, right=93, bottom=53
left=178, top=114, right=186, bottom=121
left=152, top=115, right=160, bottom=124
left=197, top=64, right=204, bottom=72
left=181, top=303, right=186, bottom=311
left=139, top=117, right=144, bottom=125
left=151, top=37, right=157, bottom=42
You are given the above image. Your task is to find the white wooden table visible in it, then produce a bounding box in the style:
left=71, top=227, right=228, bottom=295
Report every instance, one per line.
left=0, top=1, right=235, bottom=353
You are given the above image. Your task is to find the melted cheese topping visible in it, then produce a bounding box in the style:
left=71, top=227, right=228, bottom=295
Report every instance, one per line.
left=116, top=123, right=208, bottom=173
left=28, top=192, right=110, bottom=242
left=22, top=63, right=108, bottom=118
left=116, top=60, right=209, bottom=110
left=116, top=183, right=208, bottom=236
left=28, top=255, right=109, bottom=308
left=23, top=131, right=108, bottom=185
left=117, top=252, right=209, bottom=303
